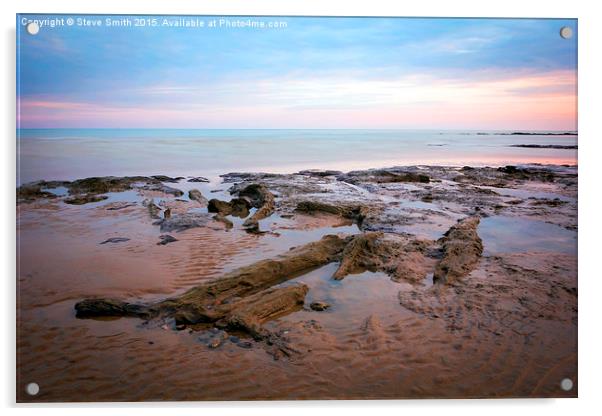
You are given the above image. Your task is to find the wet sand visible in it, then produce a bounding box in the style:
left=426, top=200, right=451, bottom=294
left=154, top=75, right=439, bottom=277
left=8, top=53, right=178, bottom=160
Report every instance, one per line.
left=16, top=164, right=577, bottom=401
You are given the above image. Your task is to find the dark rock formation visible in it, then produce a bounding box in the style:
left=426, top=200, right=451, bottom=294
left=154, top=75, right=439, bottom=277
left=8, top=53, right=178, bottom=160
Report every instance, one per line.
left=213, top=214, right=234, bottom=230
left=138, top=183, right=184, bottom=197
left=100, top=237, right=130, bottom=244
left=295, top=200, right=370, bottom=226
left=153, top=213, right=211, bottom=232
left=151, top=175, right=181, bottom=183
left=17, top=181, right=68, bottom=203
left=337, top=169, right=430, bottom=184
left=297, top=169, right=343, bottom=177
left=157, top=235, right=178, bottom=245
left=333, top=232, right=434, bottom=283
left=74, top=235, right=348, bottom=344
left=64, top=194, right=109, bottom=205
left=208, top=198, right=250, bottom=218
left=433, top=216, right=483, bottom=285
left=510, top=144, right=577, bottom=149
left=188, top=189, right=208, bottom=205
left=67, top=176, right=149, bottom=195
left=310, top=301, right=330, bottom=311
left=237, top=184, right=276, bottom=230
left=188, top=176, right=210, bottom=183
left=142, top=198, right=162, bottom=219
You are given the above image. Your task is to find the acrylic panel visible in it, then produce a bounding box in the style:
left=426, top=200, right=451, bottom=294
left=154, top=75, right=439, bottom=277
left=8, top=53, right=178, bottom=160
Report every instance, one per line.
left=16, top=14, right=578, bottom=402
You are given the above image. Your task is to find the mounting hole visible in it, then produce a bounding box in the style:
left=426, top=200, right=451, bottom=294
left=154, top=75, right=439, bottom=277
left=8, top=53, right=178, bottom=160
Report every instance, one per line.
left=26, top=382, right=40, bottom=396
left=26, top=22, right=40, bottom=35
left=560, top=26, right=573, bottom=39
left=560, top=378, right=573, bottom=391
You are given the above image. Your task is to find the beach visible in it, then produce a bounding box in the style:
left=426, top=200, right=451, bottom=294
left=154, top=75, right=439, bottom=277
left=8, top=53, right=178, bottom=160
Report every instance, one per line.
left=16, top=153, right=577, bottom=401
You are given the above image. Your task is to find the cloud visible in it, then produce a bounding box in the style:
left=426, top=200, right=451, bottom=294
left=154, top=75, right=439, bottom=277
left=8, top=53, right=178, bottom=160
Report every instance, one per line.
left=17, top=67, right=576, bottom=130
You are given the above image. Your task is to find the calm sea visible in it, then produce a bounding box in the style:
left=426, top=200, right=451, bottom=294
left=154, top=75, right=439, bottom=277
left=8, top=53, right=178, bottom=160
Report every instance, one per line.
left=17, top=129, right=577, bottom=184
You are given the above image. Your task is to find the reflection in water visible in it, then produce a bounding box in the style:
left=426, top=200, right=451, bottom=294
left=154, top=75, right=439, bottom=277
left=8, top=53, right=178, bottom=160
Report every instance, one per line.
left=479, top=216, right=577, bottom=255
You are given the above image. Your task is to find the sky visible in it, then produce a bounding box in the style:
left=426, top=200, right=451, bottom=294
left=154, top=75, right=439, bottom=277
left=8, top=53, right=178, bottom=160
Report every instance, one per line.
left=17, top=15, right=577, bottom=130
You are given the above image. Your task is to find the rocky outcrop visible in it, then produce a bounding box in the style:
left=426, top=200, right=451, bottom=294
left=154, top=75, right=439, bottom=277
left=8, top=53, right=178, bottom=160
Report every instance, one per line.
left=138, top=183, right=184, bottom=197
left=337, top=169, right=430, bottom=185
left=100, top=237, right=130, bottom=244
left=17, top=181, right=68, bottom=203
left=333, top=232, right=434, bottom=283
left=295, top=200, right=370, bottom=225
left=212, top=214, right=234, bottom=230
left=142, top=198, right=162, bottom=219
left=237, top=184, right=276, bottom=231
left=207, top=198, right=250, bottom=218
left=64, top=194, right=109, bottom=205
left=67, top=176, right=149, bottom=195
left=188, top=189, right=208, bottom=205
left=188, top=176, right=210, bottom=183
left=157, top=235, right=178, bottom=245
left=151, top=175, right=182, bottom=183
left=433, top=216, right=483, bottom=285
left=153, top=213, right=211, bottom=232
left=297, top=169, right=342, bottom=177
left=74, top=235, right=348, bottom=342
left=310, top=301, right=330, bottom=311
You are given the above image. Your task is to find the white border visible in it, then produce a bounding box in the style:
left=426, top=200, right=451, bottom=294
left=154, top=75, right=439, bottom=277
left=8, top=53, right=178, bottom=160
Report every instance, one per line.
left=2, top=1, right=601, bottom=414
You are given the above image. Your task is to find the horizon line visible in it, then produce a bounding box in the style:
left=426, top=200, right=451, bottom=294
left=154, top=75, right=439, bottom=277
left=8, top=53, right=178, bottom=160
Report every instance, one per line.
left=16, top=127, right=578, bottom=132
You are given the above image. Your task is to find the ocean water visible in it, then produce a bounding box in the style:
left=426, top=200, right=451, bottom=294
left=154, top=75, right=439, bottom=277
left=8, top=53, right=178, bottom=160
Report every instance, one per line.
left=16, top=129, right=577, bottom=184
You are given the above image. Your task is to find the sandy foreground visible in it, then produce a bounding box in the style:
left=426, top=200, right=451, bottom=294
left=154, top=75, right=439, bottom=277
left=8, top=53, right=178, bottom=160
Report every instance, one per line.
left=16, top=164, right=577, bottom=401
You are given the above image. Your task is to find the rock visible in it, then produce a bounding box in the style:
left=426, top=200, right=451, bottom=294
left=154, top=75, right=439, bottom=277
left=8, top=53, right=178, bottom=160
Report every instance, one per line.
left=229, top=335, right=240, bottom=343
left=498, top=165, right=518, bottom=174
left=142, top=198, right=162, bottom=219
left=154, top=213, right=211, bottom=232
left=208, top=197, right=251, bottom=218
left=208, top=198, right=232, bottom=215
left=18, top=175, right=187, bottom=203
left=209, top=330, right=228, bottom=341
left=188, top=176, right=210, bottom=183
left=67, top=176, right=146, bottom=195
left=375, top=171, right=430, bottom=184
left=509, top=144, right=577, bottom=149
left=295, top=200, right=368, bottom=223
left=208, top=337, right=223, bottom=349
left=74, top=298, right=150, bottom=319
left=236, top=184, right=276, bottom=230
left=100, top=237, right=130, bottom=244
left=157, top=234, right=178, bottom=245
left=333, top=232, right=434, bottom=283
left=105, top=202, right=136, bottom=210
left=496, top=166, right=555, bottom=182
left=297, top=169, right=342, bottom=177
left=151, top=175, right=180, bottom=183
left=310, top=301, right=330, bottom=311
left=237, top=341, right=253, bottom=349
left=75, top=235, right=347, bottom=340
left=17, top=181, right=63, bottom=203
left=433, top=216, right=483, bottom=285
left=64, top=194, right=109, bottom=205
left=139, top=183, right=184, bottom=197
left=163, top=208, right=171, bottom=219
left=231, top=198, right=251, bottom=218
left=338, top=169, right=430, bottom=184
left=188, top=189, right=208, bottom=205
left=213, top=214, right=233, bottom=230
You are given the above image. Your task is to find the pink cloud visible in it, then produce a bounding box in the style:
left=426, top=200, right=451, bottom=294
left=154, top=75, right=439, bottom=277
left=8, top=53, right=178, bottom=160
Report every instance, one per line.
left=17, top=69, right=577, bottom=130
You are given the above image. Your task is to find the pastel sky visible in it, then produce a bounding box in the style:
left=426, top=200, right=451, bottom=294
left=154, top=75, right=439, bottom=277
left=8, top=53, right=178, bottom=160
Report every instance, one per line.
left=17, top=16, right=577, bottom=130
